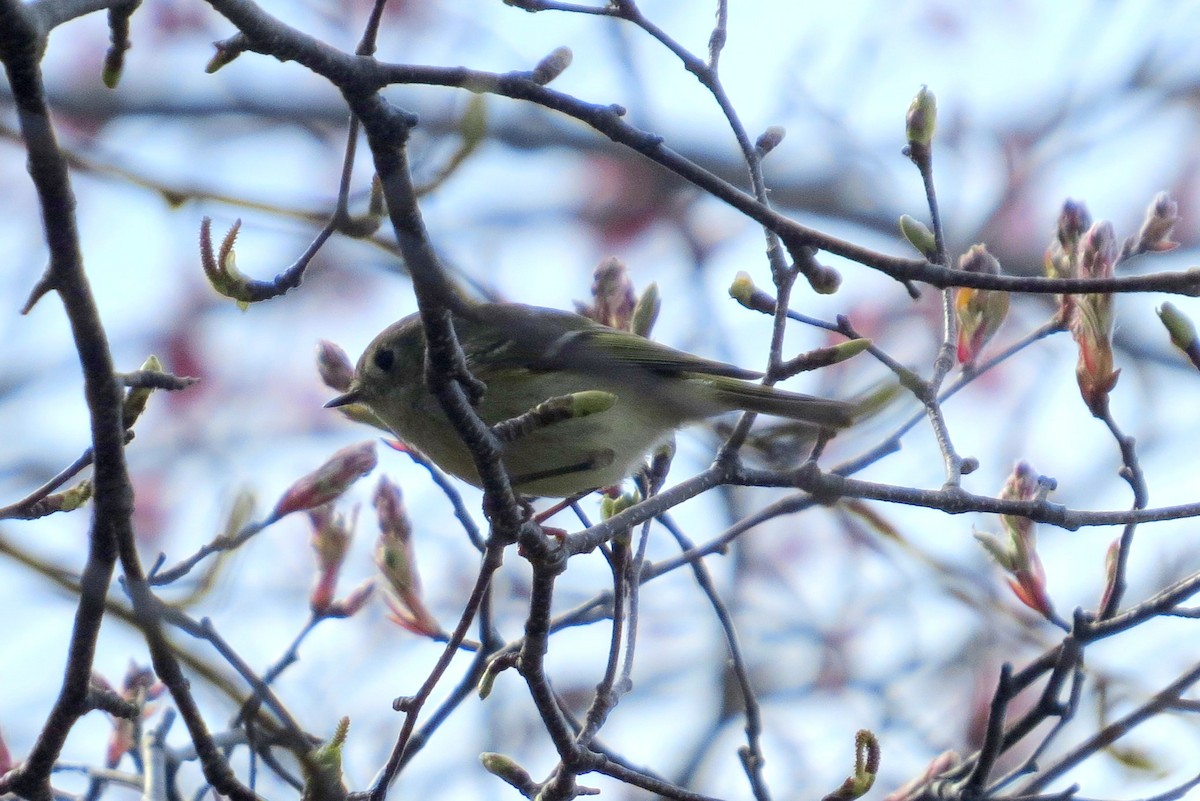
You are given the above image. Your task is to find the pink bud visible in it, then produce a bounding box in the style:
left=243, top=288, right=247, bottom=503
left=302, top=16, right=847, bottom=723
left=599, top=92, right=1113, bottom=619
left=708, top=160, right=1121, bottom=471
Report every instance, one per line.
left=1132, top=192, right=1180, bottom=255
left=106, top=719, right=135, bottom=768
left=381, top=591, right=443, bottom=638
left=1045, top=200, right=1092, bottom=322
left=1056, top=199, right=1092, bottom=255
left=580, top=258, right=636, bottom=330
left=978, top=462, right=1059, bottom=622
left=326, top=579, right=376, bottom=618
left=1069, top=223, right=1120, bottom=417
left=270, top=442, right=377, bottom=522
left=308, top=504, right=355, bottom=614
left=317, top=340, right=355, bottom=392
left=372, top=477, right=440, bottom=636
left=373, top=476, right=412, bottom=544
left=954, top=245, right=1009, bottom=364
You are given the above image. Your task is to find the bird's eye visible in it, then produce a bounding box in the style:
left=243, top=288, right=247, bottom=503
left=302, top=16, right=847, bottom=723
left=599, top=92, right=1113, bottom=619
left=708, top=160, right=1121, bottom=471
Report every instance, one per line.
left=373, top=347, right=395, bottom=372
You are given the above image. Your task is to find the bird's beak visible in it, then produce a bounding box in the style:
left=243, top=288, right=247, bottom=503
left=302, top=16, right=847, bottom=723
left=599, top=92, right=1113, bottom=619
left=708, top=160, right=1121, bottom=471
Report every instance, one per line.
left=324, top=388, right=361, bottom=408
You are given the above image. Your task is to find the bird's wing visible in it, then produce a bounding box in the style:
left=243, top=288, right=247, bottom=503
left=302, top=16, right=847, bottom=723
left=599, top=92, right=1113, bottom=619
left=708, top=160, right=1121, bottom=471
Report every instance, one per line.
left=462, top=303, right=760, bottom=379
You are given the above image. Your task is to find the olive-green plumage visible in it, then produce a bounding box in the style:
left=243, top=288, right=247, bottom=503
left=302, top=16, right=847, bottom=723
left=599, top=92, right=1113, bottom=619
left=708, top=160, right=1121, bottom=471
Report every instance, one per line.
left=327, top=303, right=853, bottom=497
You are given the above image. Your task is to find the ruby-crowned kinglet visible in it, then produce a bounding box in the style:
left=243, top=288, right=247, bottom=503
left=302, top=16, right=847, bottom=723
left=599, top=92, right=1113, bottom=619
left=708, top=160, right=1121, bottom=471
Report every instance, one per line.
left=325, top=303, right=854, bottom=497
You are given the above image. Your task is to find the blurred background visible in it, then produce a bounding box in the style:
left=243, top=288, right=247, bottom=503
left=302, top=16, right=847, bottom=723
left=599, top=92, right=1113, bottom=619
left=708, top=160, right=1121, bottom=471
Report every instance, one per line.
left=3, top=1, right=1200, bottom=798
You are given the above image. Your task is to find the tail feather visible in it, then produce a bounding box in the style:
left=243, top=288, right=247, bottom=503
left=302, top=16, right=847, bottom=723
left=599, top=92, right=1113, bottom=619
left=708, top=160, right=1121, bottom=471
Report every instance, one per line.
left=714, top=381, right=854, bottom=428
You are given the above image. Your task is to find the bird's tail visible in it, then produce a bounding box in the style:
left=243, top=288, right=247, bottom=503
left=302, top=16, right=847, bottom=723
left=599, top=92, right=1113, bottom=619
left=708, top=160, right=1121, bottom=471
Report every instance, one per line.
left=711, top=380, right=856, bottom=428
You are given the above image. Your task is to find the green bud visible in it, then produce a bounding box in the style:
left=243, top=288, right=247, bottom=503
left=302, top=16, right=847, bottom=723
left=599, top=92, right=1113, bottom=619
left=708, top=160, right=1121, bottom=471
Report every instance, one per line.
left=571, top=390, right=617, bottom=417
left=1157, top=301, right=1197, bottom=352
left=600, top=490, right=639, bottom=521
left=905, top=85, right=937, bottom=148
left=630, top=282, right=660, bottom=338
left=974, top=530, right=1018, bottom=573
left=1157, top=301, right=1200, bottom=370
left=302, top=718, right=349, bottom=801
left=478, top=652, right=517, bottom=700
left=729, top=271, right=776, bottom=315
left=477, top=667, right=496, bottom=700
left=18, top=480, right=94, bottom=519
left=206, top=34, right=247, bottom=74
left=55, top=480, right=93, bottom=513
left=479, top=753, right=535, bottom=794
left=781, top=338, right=872, bottom=376
left=490, top=390, right=616, bottom=447
left=122, top=355, right=163, bottom=428
left=729, top=271, right=757, bottom=307
left=899, top=214, right=937, bottom=260
left=830, top=338, right=871, bottom=362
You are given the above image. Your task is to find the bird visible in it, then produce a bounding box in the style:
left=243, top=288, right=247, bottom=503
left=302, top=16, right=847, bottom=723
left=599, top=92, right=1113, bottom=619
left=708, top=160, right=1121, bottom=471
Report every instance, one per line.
left=326, top=302, right=854, bottom=497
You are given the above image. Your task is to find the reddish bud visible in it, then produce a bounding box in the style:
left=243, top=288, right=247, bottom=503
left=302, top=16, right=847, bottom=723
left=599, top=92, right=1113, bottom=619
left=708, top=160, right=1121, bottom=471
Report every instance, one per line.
left=120, top=664, right=161, bottom=700
left=1045, top=199, right=1092, bottom=322
left=102, top=664, right=163, bottom=768
left=953, top=245, right=1009, bottom=364
left=374, top=476, right=412, bottom=545
left=107, top=719, right=135, bottom=769
left=1055, top=199, right=1092, bottom=259
left=308, top=504, right=355, bottom=614
left=975, top=462, right=1058, bottom=621
left=1070, top=222, right=1120, bottom=417
left=1131, top=191, right=1180, bottom=255
left=374, top=477, right=442, bottom=637
left=1006, top=565, right=1055, bottom=620
left=269, top=442, right=376, bottom=522
left=326, top=579, right=376, bottom=618
left=380, top=591, right=442, bottom=637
